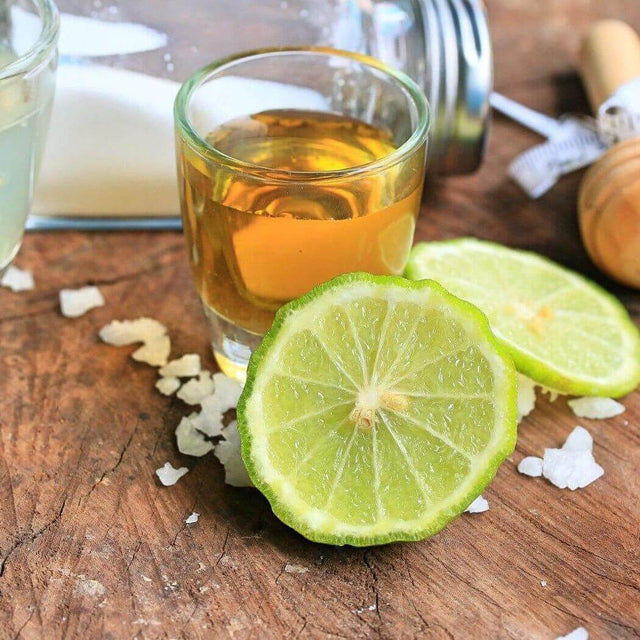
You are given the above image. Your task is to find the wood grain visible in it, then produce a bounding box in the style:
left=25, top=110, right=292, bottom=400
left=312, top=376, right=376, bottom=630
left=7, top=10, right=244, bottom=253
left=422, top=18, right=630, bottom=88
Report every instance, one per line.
left=1, top=1, right=639, bottom=638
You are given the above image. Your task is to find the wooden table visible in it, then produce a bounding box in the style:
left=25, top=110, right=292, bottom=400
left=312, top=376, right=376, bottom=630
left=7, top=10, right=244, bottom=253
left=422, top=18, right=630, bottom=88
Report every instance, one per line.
left=2, top=1, right=639, bottom=638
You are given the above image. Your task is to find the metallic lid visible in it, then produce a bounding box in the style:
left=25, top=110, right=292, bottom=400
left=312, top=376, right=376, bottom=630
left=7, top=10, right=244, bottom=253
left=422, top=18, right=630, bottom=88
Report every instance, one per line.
left=419, top=0, right=493, bottom=174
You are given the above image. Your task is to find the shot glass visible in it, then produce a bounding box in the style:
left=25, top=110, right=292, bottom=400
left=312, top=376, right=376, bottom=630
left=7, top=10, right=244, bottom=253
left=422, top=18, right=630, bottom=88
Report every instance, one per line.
left=0, top=0, right=58, bottom=272
left=175, top=48, right=429, bottom=381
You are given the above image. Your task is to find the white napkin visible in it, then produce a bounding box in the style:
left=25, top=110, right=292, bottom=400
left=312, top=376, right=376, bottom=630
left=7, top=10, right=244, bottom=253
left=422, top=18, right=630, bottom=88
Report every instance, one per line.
left=35, top=65, right=328, bottom=217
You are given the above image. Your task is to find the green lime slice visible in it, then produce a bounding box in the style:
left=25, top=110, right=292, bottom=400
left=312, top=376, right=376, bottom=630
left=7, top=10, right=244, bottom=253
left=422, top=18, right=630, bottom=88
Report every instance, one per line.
left=406, top=238, right=640, bottom=397
left=238, top=273, right=516, bottom=546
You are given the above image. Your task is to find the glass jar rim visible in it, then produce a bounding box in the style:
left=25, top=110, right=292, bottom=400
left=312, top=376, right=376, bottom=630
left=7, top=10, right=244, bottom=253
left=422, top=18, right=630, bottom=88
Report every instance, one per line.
left=0, top=0, right=59, bottom=81
left=174, top=46, right=430, bottom=182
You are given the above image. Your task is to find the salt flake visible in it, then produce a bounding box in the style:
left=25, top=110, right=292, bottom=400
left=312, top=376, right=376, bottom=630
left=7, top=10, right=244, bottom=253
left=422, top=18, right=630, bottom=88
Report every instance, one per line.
left=568, top=397, right=625, bottom=420
left=59, top=286, right=105, bottom=317
left=214, top=421, right=252, bottom=487
left=99, top=317, right=166, bottom=346
left=517, top=374, right=537, bottom=422
left=1, top=266, right=34, bottom=291
left=177, top=371, right=214, bottom=405
left=155, top=462, right=188, bottom=486
left=209, top=373, right=244, bottom=412
left=542, top=448, right=603, bottom=490
left=175, top=415, right=214, bottom=457
left=155, top=376, right=180, bottom=396
left=518, top=456, right=543, bottom=477
left=465, top=495, right=489, bottom=513
left=562, top=426, right=593, bottom=452
left=159, top=354, right=201, bottom=378
left=132, top=334, right=171, bottom=367
left=185, top=512, right=199, bottom=524
left=555, top=627, right=589, bottom=640
left=191, top=407, right=224, bottom=438
left=284, top=564, right=308, bottom=574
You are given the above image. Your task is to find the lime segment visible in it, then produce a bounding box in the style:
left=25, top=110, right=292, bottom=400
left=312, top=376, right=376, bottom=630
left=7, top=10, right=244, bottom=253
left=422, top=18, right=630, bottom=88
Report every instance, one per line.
left=238, top=273, right=516, bottom=546
left=406, top=238, right=640, bottom=397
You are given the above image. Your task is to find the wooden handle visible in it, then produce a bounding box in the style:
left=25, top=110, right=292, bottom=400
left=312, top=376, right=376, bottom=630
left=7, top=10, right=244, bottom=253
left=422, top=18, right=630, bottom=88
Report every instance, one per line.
left=579, top=20, right=640, bottom=112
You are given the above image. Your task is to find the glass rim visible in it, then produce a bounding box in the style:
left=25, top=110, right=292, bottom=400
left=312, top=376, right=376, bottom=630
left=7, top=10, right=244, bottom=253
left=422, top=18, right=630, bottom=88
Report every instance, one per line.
left=174, top=46, right=430, bottom=182
left=0, top=0, right=59, bottom=81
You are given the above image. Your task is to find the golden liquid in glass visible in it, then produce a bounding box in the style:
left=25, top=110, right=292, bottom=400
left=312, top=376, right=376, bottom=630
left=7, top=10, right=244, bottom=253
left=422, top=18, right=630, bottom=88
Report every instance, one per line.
left=180, top=109, right=424, bottom=336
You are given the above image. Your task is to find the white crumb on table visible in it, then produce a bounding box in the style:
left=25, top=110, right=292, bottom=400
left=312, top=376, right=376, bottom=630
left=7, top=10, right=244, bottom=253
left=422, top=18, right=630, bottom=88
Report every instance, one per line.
left=190, top=406, right=224, bottom=438
left=517, top=426, right=603, bottom=490
left=1, top=266, right=34, bottom=291
left=214, top=420, right=252, bottom=487
left=175, top=415, right=214, bottom=457
left=567, top=397, right=625, bottom=419
left=540, top=580, right=547, bottom=587
left=131, top=334, right=171, bottom=367
left=59, top=285, right=105, bottom=317
left=156, top=376, right=180, bottom=396
left=555, top=627, right=589, bottom=640
left=543, top=426, right=603, bottom=490
left=185, top=512, right=200, bottom=524
left=201, top=373, right=244, bottom=413
left=177, top=371, right=215, bottom=405
left=284, top=564, right=309, bottom=574
left=155, top=462, right=189, bottom=486
left=465, top=495, right=489, bottom=513
left=517, top=374, right=537, bottom=422
left=518, top=456, right=543, bottom=477
left=159, top=354, right=201, bottom=378
left=99, top=317, right=166, bottom=345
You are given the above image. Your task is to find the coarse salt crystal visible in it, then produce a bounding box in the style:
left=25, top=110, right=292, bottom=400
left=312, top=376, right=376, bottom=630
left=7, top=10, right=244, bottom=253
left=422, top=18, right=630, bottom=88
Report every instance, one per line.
left=155, top=376, right=180, bottom=396
left=99, top=317, right=166, bottom=346
left=131, top=334, right=171, bottom=367
left=284, top=564, right=308, bottom=574
left=214, top=420, right=252, bottom=487
left=465, top=495, right=489, bottom=513
left=159, top=354, right=201, bottom=378
left=542, top=448, right=603, bottom=490
left=517, top=374, right=537, bottom=422
left=155, top=462, right=188, bottom=486
left=177, top=371, right=215, bottom=405
left=1, top=265, right=34, bottom=291
left=555, top=627, right=589, bottom=640
left=59, top=285, right=105, bottom=317
left=518, top=456, right=543, bottom=477
left=567, top=397, right=625, bottom=420
left=185, top=512, right=199, bottom=524
left=561, top=426, right=593, bottom=452
left=201, top=373, right=244, bottom=413
left=175, top=415, right=214, bottom=457
left=191, top=407, right=224, bottom=438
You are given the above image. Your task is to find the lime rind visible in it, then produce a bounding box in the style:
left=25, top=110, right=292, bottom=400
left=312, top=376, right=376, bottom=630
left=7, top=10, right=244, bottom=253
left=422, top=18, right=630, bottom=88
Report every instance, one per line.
left=238, top=273, right=517, bottom=546
left=406, top=238, right=640, bottom=398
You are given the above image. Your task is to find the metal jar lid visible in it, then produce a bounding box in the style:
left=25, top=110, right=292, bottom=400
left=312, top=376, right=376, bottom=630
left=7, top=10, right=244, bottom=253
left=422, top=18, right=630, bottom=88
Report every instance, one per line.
left=418, top=0, right=493, bottom=174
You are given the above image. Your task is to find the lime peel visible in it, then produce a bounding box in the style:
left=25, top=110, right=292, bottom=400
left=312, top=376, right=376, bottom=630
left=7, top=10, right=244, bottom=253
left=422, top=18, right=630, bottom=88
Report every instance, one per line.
left=406, top=238, right=640, bottom=397
left=238, top=273, right=517, bottom=546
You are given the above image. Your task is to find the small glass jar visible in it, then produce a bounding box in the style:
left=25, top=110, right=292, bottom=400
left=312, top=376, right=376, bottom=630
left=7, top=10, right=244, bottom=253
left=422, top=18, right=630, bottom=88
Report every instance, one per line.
left=0, top=0, right=58, bottom=272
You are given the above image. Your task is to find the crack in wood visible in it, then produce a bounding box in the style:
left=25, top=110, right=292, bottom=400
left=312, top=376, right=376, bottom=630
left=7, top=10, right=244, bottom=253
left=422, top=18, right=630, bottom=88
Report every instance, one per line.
left=0, top=496, right=67, bottom=578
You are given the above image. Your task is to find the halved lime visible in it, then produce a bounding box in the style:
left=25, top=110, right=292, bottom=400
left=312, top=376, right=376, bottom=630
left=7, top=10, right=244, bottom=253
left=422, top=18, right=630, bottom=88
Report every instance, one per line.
left=406, top=238, right=640, bottom=397
left=238, top=273, right=516, bottom=546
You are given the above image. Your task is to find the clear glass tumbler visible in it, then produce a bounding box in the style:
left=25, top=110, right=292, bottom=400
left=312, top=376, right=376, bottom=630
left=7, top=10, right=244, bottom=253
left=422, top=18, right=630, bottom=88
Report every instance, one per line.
left=0, top=0, right=58, bottom=273
left=175, top=47, right=429, bottom=381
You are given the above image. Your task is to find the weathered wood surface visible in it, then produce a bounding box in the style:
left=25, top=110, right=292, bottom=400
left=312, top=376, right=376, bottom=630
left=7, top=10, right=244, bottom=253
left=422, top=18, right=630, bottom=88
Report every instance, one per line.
left=1, top=1, right=639, bottom=638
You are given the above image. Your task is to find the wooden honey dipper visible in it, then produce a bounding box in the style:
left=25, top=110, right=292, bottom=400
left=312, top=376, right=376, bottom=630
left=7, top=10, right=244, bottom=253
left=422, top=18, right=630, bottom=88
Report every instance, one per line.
left=578, top=20, right=640, bottom=288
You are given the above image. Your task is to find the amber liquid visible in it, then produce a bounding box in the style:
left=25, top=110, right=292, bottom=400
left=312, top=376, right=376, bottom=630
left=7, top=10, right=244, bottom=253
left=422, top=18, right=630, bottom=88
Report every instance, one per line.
left=179, top=109, right=425, bottom=336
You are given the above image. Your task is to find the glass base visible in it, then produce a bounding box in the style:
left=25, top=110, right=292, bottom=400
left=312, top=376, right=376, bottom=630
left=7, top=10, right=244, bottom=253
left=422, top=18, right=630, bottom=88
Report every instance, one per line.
left=0, top=240, right=22, bottom=278
left=202, top=304, right=264, bottom=383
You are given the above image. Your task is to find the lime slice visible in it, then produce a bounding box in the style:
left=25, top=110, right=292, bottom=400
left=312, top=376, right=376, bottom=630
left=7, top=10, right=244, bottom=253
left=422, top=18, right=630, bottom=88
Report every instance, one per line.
left=406, top=238, right=640, bottom=397
left=238, top=273, right=516, bottom=546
